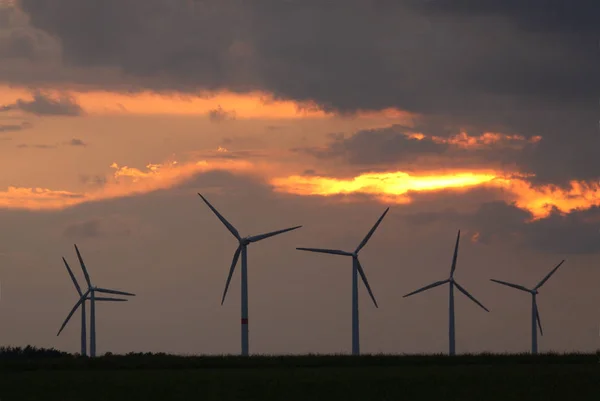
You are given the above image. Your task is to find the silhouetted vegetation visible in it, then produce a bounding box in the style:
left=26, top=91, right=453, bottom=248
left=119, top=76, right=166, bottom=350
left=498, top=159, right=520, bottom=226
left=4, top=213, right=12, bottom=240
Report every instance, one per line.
left=0, top=347, right=598, bottom=400
left=0, top=345, right=71, bottom=360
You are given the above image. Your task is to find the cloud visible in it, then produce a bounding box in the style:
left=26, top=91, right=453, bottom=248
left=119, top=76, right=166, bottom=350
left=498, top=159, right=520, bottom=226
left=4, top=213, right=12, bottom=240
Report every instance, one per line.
left=271, top=168, right=600, bottom=221
left=16, top=137, right=87, bottom=149
left=293, top=124, right=541, bottom=167
left=0, top=148, right=598, bottom=254
left=67, top=138, right=86, bottom=146
left=16, top=143, right=56, bottom=149
left=0, top=91, right=84, bottom=116
left=9, top=0, right=594, bottom=185
left=63, top=216, right=134, bottom=239
left=79, top=174, right=108, bottom=187
left=0, top=121, right=30, bottom=132
left=0, top=157, right=262, bottom=210
left=404, top=200, right=600, bottom=254
left=207, top=105, right=236, bottom=122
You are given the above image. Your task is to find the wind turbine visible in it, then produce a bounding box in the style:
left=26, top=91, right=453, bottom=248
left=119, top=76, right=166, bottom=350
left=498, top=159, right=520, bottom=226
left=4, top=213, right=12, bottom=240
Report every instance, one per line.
left=198, top=193, right=302, bottom=356
left=57, top=244, right=135, bottom=357
left=296, top=207, right=389, bottom=355
left=403, top=230, right=489, bottom=356
left=490, top=259, right=565, bottom=354
left=59, top=256, right=129, bottom=356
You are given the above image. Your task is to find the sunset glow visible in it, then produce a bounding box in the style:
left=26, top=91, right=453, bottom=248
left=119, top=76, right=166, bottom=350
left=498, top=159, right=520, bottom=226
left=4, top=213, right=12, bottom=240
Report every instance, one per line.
left=1, top=155, right=599, bottom=222
left=0, top=85, right=413, bottom=120
left=406, top=131, right=542, bottom=150
left=270, top=170, right=600, bottom=220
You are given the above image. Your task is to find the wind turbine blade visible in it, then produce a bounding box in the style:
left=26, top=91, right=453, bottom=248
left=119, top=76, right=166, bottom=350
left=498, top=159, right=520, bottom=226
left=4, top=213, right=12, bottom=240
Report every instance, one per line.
left=534, top=260, right=565, bottom=290
left=57, top=290, right=89, bottom=336
left=355, top=207, right=389, bottom=254
left=403, top=279, right=450, bottom=298
left=62, top=257, right=82, bottom=296
left=247, top=226, right=302, bottom=243
left=454, top=281, right=489, bottom=312
left=450, top=230, right=460, bottom=277
left=222, top=245, right=241, bottom=305
left=94, top=287, right=136, bottom=297
left=94, top=298, right=128, bottom=302
left=296, top=248, right=353, bottom=256
left=356, top=258, right=378, bottom=308
left=489, top=279, right=531, bottom=293
left=535, top=300, right=543, bottom=336
left=197, top=193, right=241, bottom=240
left=74, top=244, right=92, bottom=288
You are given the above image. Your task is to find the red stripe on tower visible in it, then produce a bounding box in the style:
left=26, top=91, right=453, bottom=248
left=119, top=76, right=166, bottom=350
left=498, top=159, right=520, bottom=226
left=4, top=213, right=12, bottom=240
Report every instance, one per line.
left=241, top=318, right=248, bottom=324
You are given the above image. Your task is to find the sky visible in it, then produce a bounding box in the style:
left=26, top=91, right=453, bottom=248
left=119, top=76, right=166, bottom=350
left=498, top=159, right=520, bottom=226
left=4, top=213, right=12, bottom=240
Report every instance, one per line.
left=0, top=0, right=598, bottom=355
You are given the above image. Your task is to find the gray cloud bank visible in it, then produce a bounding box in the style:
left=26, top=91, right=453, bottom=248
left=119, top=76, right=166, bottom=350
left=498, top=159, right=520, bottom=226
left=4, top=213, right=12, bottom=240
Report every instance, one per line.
left=0, top=91, right=83, bottom=116
left=4, top=1, right=594, bottom=184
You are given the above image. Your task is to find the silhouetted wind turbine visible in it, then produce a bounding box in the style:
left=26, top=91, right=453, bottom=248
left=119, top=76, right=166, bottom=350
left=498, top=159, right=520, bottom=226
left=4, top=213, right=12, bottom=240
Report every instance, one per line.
left=403, top=230, right=489, bottom=356
left=57, top=245, right=135, bottom=357
left=198, top=193, right=302, bottom=356
left=59, top=256, right=129, bottom=356
left=490, top=259, right=565, bottom=354
left=296, top=207, right=389, bottom=355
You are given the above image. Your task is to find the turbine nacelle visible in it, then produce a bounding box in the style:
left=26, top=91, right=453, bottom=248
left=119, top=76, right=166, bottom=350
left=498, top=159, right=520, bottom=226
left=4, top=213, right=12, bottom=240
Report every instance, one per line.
left=296, top=207, right=389, bottom=312
left=57, top=245, right=136, bottom=340
left=198, top=193, right=302, bottom=307
left=490, top=259, right=566, bottom=349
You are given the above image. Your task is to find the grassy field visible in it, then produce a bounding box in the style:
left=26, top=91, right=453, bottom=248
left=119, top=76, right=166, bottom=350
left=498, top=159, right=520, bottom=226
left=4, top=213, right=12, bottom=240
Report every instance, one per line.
left=0, top=347, right=599, bottom=400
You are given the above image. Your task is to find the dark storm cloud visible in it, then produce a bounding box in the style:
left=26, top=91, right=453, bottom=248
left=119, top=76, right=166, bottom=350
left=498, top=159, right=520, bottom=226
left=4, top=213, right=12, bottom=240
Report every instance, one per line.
left=294, top=124, right=540, bottom=168
left=0, top=30, right=38, bottom=60
left=405, top=201, right=600, bottom=255
left=295, top=125, right=443, bottom=161
left=0, top=91, right=83, bottom=116
left=13, top=0, right=598, bottom=183
left=17, top=1, right=593, bottom=109
left=410, top=0, right=600, bottom=35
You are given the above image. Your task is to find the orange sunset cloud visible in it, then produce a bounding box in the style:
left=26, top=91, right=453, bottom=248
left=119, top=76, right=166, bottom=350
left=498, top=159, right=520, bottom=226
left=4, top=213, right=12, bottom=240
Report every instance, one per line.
left=406, top=131, right=542, bottom=150
left=271, top=170, right=600, bottom=220
left=0, top=85, right=414, bottom=120
left=0, top=156, right=599, bottom=222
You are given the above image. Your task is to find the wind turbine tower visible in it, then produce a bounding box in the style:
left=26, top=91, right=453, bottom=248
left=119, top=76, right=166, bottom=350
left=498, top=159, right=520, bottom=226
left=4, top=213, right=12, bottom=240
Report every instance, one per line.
left=490, top=259, right=565, bottom=354
left=57, top=244, right=135, bottom=357
left=198, top=193, right=302, bottom=356
left=59, top=256, right=129, bottom=356
left=296, top=207, right=389, bottom=355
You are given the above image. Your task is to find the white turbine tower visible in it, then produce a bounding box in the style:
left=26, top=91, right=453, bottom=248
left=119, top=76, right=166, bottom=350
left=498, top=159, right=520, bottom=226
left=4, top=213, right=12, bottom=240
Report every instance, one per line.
left=59, top=256, right=128, bottom=356
left=403, top=230, right=489, bottom=356
left=198, top=193, right=302, bottom=356
left=490, top=259, right=565, bottom=355
left=57, top=244, right=135, bottom=357
left=296, top=207, right=389, bottom=356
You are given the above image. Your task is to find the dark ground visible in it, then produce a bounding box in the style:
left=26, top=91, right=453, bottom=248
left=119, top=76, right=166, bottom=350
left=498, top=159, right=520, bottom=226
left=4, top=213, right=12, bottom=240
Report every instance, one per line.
left=0, top=347, right=598, bottom=400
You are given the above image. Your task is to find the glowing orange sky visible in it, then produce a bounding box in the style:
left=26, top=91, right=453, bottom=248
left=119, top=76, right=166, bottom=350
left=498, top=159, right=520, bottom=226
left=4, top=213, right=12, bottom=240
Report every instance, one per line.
left=0, top=87, right=594, bottom=220
left=0, top=85, right=413, bottom=120
left=1, top=154, right=600, bottom=221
